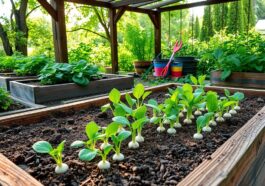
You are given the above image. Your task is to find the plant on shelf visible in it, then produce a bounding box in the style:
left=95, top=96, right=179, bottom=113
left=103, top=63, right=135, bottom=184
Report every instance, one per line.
left=0, top=88, right=13, bottom=111
left=32, top=140, right=68, bottom=174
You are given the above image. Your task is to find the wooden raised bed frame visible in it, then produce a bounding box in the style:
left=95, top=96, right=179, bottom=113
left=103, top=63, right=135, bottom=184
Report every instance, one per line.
left=0, top=73, right=37, bottom=91
left=210, top=70, right=265, bottom=89
left=10, top=74, right=134, bottom=104
left=0, top=83, right=265, bottom=186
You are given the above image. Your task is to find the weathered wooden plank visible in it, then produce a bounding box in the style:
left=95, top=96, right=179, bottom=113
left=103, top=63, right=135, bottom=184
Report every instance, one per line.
left=0, top=153, right=42, bottom=186
left=178, top=106, right=265, bottom=186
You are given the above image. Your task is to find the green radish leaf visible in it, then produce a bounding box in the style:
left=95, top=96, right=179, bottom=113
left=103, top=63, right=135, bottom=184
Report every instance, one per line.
left=190, top=75, right=198, bottom=85
left=204, top=112, right=214, bottom=123
left=150, top=116, right=159, bottom=123
left=224, top=89, right=230, bottom=97
left=125, top=93, right=136, bottom=107
left=206, top=91, right=218, bottom=112
left=112, top=116, right=130, bottom=126
left=117, top=130, right=131, bottom=141
left=232, top=92, right=244, bottom=101
left=101, top=103, right=111, bottom=112
left=105, top=122, right=119, bottom=137
left=109, top=88, right=121, bottom=104
left=133, top=83, right=145, bottom=99
left=118, top=103, right=133, bottom=114
left=134, top=106, right=147, bottom=119
left=111, top=135, right=119, bottom=146
left=167, top=115, right=176, bottom=121
left=71, top=140, right=85, bottom=148
left=132, top=118, right=148, bottom=130
left=85, top=122, right=99, bottom=140
left=142, top=91, right=152, bottom=100
left=79, top=149, right=97, bottom=161
left=182, top=83, right=193, bottom=93
left=32, top=141, right=53, bottom=153
left=198, top=75, right=206, bottom=85
left=196, top=115, right=207, bottom=129
left=223, top=101, right=236, bottom=108
left=221, top=70, right=231, bottom=80
left=57, top=140, right=65, bottom=153
left=103, top=144, right=113, bottom=155
left=113, top=105, right=126, bottom=116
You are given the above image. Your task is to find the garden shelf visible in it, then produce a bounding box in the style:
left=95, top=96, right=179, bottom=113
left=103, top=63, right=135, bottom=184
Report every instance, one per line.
left=0, top=84, right=265, bottom=186
left=210, top=70, right=265, bottom=89
left=0, top=73, right=37, bottom=91
left=10, top=74, right=134, bottom=104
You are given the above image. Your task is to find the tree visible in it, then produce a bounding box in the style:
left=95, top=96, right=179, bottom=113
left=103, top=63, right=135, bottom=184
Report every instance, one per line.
left=200, top=6, right=213, bottom=41
left=227, top=1, right=244, bottom=33
left=242, top=0, right=256, bottom=31
left=0, top=0, right=40, bottom=56
left=213, top=4, right=222, bottom=32
left=194, top=16, right=200, bottom=39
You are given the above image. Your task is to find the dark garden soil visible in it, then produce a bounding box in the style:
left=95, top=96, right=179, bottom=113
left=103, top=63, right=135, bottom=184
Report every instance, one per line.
left=0, top=92, right=264, bottom=186
left=0, top=102, right=26, bottom=113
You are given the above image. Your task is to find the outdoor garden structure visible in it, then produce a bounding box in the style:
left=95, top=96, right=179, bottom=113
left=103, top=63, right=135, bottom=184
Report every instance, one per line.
left=0, top=0, right=265, bottom=186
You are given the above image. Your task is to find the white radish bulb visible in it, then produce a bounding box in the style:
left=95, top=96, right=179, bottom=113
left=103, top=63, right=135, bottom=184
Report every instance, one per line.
left=223, top=112, right=232, bottom=118
left=179, top=112, right=184, bottom=118
left=157, top=126, right=166, bottom=132
left=202, top=126, right=212, bottom=132
left=167, top=128, right=176, bottom=134
left=210, top=120, right=217, bottom=126
left=234, top=106, right=241, bottom=110
left=193, top=133, right=203, bottom=140
left=163, top=119, right=170, bottom=124
left=229, top=109, right=237, bottom=115
left=100, top=142, right=110, bottom=150
left=55, top=163, right=69, bottom=174
left=184, top=119, right=192, bottom=124
left=135, top=134, right=144, bottom=143
left=216, top=116, right=225, bottom=122
left=97, top=160, right=110, bottom=170
left=128, top=141, right=139, bottom=149
left=112, top=153, right=124, bottom=161
left=174, top=123, right=182, bottom=128
left=194, top=110, right=202, bottom=116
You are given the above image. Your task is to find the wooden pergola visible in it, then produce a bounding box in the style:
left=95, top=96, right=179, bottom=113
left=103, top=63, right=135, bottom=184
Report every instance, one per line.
left=36, top=0, right=237, bottom=73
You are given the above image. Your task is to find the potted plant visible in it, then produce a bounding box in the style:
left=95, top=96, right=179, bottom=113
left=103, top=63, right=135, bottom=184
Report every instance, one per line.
left=124, top=24, right=153, bottom=75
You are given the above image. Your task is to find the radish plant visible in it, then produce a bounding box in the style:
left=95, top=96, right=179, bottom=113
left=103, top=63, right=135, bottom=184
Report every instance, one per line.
left=32, top=140, right=68, bottom=174
left=206, top=91, right=218, bottom=126
left=71, top=121, right=103, bottom=150
left=111, top=130, right=131, bottom=161
left=100, top=122, right=119, bottom=149
left=146, top=99, right=165, bottom=132
left=190, top=75, right=207, bottom=112
left=224, top=89, right=245, bottom=113
left=179, top=84, right=205, bottom=124
left=79, top=144, right=113, bottom=170
left=216, top=98, right=236, bottom=122
left=194, top=116, right=208, bottom=140
left=132, top=83, right=152, bottom=108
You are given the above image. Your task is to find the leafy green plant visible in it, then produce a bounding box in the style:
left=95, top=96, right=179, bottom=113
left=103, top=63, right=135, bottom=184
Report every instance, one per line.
left=132, top=83, right=152, bottom=108
left=78, top=144, right=113, bottom=170
left=100, top=122, right=119, bottom=149
left=224, top=89, right=245, bottom=112
left=206, top=91, right=219, bottom=126
left=111, top=130, right=131, bottom=161
left=32, top=140, right=68, bottom=174
left=216, top=98, right=236, bottom=122
left=15, top=55, right=52, bottom=76
left=39, top=60, right=101, bottom=86
left=0, top=88, right=13, bottom=111
left=194, top=114, right=213, bottom=140
left=146, top=99, right=166, bottom=132
left=71, top=121, right=103, bottom=150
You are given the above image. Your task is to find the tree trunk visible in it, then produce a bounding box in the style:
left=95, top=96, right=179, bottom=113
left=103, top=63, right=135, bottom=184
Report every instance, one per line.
left=12, top=0, right=29, bottom=56
left=0, top=23, right=13, bottom=56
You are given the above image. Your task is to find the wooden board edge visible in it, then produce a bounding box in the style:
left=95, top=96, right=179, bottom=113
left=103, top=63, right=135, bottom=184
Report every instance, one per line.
left=178, top=106, right=265, bottom=186
left=0, top=153, right=42, bottom=186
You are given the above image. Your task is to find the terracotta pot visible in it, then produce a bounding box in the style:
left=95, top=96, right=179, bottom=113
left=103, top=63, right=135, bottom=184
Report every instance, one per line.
left=105, top=66, right=112, bottom=74
left=133, top=61, right=151, bottom=75
left=210, top=70, right=265, bottom=89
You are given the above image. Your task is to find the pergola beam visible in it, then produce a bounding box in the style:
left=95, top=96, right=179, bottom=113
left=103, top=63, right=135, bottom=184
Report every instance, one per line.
left=159, top=0, right=239, bottom=12
left=112, top=0, right=153, bottom=8
left=65, top=0, right=111, bottom=8
left=131, top=0, right=160, bottom=8
left=144, top=0, right=182, bottom=10
left=37, top=0, right=58, bottom=21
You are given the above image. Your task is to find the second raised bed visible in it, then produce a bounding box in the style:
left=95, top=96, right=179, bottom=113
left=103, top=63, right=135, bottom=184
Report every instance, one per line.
left=10, top=74, right=134, bottom=104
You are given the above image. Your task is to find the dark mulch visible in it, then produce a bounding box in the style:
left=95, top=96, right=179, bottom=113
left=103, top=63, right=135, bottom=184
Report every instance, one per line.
left=0, top=92, right=264, bottom=186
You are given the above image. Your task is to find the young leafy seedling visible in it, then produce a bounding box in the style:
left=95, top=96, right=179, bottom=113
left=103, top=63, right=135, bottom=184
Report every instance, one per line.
left=111, top=130, right=131, bottom=161
left=132, top=83, right=152, bottom=108
left=79, top=144, right=113, bottom=170
left=206, top=91, right=218, bottom=126
left=100, top=122, right=119, bottom=149
left=194, top=116, right=207, bottom=140
left=224, top=89, right=245, bottom=113
left=216, top=98, right=236, bottom=122
left=146, top=99, right=165, bottom=132
left=71, top=121, right=103, bottom=150
left=32, top=140, right=68, bottom=174
left=202, top=112, right=215, bottom=132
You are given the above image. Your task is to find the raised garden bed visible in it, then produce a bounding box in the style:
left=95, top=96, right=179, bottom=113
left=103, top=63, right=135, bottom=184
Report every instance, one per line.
left=10, top=74, right=134, bottom=104
left=0, top=84, right=264, bottom=185
left=210, top=70, right=265, bottom=89
left=0, top=73, right=37, bottom=91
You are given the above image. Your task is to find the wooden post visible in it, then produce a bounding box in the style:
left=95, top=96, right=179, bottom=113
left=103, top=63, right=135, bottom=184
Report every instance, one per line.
left=154, top=12, right=161, bottom=58
left=51, top=0, right=68, bottom=63
left=109, top=8, right=118, bottom=74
